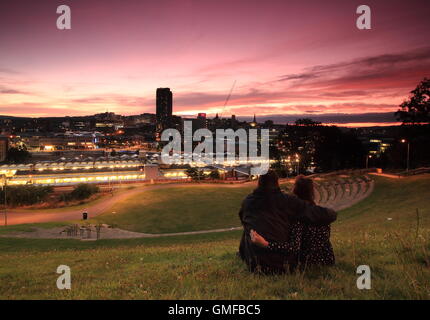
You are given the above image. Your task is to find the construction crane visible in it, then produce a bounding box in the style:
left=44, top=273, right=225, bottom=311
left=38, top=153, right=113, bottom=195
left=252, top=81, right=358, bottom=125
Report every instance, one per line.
left=218, top=80, right=236, bottom=119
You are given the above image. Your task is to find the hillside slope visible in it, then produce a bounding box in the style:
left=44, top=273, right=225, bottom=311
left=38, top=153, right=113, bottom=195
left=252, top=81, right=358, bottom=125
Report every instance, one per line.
left=0, top=175, right=429, bottom=299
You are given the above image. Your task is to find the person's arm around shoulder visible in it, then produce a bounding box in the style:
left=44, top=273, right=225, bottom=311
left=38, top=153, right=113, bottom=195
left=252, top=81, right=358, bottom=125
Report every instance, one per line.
left=284, top=193, right=337, bottom=225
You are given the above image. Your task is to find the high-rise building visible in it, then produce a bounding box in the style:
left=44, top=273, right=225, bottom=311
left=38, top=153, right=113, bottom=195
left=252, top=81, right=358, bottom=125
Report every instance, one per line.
left=196, top=113, right=207, bottom=129
left=156, top=88, right=173, bottom=131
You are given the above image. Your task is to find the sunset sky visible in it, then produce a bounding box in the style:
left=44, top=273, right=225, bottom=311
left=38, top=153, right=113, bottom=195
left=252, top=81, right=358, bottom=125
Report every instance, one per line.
left=0, top=0, right=429, bottom=125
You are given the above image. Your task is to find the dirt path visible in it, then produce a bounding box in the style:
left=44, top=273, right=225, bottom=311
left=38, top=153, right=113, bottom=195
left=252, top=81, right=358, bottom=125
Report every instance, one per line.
left=368, top=172, right=401, bottom=179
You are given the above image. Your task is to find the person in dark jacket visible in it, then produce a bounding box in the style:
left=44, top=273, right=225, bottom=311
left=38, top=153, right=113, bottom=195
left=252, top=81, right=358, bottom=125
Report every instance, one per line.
left=238, top=170, right=336, bottom=274
left=250, top=175, right=336, bottom=269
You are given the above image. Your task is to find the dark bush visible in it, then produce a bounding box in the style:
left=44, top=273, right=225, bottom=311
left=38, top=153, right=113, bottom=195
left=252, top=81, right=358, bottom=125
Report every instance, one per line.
left=208, top=169, right=221, bottom=180
left=185, top=167, right=205, bottom=180
left=0, top=185, right=53, bottom=207
left=68, top=184, right=100, bottom=200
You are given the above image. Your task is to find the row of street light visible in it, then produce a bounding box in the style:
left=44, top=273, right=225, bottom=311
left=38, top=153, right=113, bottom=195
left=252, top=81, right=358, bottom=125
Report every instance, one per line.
left=366, top=139, right=410, bottom=172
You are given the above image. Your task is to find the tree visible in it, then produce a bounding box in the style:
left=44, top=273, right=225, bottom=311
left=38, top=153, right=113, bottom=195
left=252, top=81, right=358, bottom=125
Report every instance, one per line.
left=278, top=122, right=366, bottom=173
left=5, top=147, right=31, bottom=163
left=395, top=78, right=430, bottom=125
left=294, top=118, right=322, bottom=126
left=264, top=120, right=274, bottom=127
left=68, top=184, right=99, bottom=200
left=208, top=168, right=221, bottom=180
left=0, top=185, right=53, bottom=207
left=185, top=167, right=205, bottom=181
left=270, top=159, right=288, bottom=178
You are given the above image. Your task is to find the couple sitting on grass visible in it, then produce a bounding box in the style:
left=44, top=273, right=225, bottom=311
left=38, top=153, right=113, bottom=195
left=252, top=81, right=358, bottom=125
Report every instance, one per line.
left=238, top=170, right=337, bottom=274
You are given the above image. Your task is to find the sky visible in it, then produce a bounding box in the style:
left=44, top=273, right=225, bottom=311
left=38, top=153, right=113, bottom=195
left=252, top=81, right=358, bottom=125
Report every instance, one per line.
left=0, top=0, right=429, bottom=125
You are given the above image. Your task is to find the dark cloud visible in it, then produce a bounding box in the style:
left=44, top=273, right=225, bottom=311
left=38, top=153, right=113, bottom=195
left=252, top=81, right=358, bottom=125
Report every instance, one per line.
left=0, top=85, right=28, bottom=94
left=319, top=90, right=369, bottom=98
left=278, top=46, right=430, bottom=90
left=237, top=112, right=399, bottom=124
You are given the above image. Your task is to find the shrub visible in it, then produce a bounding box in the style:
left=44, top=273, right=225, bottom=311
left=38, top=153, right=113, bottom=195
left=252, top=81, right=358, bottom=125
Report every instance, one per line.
left=0, top=185, right=53, bottom=207
left=68, top=184, right=100, bottom=200
left=185, top=167, right=206, bottom=181
left=209, top=169, right=221, bottom=180
left=4, top=147, right=31, bottom=164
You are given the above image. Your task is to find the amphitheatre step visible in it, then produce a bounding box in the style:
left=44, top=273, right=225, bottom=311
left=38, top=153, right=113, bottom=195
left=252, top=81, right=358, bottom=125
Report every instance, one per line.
left=347, top=179, right=356, bottom=197
left=334, top=178, right=374, bottom=211
left=352, top=177, right=363, bottom=199
left=355, top=180, right=374, bottom=203
left=334, top=181, right=344, bottom=202
left=342, top=179, right=355, bottom=199
left=334, top=180, right=356, bottom=208
left=315, top=183, right=328, bottom=205
left=315, top=175, right=374, bottom=211
left=325, top=183, right=337, bottom=206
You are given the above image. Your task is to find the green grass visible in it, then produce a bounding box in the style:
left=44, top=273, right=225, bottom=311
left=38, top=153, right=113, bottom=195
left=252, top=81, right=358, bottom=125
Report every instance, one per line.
left=0, top=175, right=429, bottom=299
left=0, top=222, right=67, bottom=235
left=92, top=185, right=254, bottom=233
left=9, top=192, right=111, bottom=213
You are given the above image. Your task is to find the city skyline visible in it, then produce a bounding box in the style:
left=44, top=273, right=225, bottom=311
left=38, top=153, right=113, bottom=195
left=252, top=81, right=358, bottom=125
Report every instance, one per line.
left=1, top=0, right=430, bottom=126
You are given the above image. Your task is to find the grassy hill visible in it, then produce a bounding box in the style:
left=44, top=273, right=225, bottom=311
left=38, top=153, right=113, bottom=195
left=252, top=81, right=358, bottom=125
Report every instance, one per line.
left=0, top=175, right=429, bottom=299
left=92, top=185, right=254, bottom=233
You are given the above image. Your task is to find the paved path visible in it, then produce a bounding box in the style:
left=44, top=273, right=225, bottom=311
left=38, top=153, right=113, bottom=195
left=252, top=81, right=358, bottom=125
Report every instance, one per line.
left=368, top=172, right=401, bottom=179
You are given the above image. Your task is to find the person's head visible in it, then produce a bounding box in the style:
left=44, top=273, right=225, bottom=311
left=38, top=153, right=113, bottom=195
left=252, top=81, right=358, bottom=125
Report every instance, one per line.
left=257, top=170, right=279, bottom=190
left=293, top=175, right=315, bottom=203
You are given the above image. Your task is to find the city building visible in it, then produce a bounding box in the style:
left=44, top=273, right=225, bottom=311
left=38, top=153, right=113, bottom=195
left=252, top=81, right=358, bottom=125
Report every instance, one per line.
left=249, top=114, right=258, bottom=127
left=0, top=136, right=9, bottom=162
left=156, top=88, right=173, bottom=133
left=195, top=113, right=207, bottom=130
left=18, top=133, right=97, bottom=151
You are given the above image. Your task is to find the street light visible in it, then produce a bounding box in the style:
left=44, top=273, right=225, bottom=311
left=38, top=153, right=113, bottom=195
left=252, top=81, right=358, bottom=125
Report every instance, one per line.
left=366, top=154, right=372, bottom=169
left=295, top=153, right=300, bottom=175
left=401, top=139, right=410, bottom=172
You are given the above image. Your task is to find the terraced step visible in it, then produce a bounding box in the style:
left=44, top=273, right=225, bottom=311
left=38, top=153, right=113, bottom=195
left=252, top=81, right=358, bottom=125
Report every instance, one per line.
left=325, top=183, right=337, bottom=208
left=315, top=183, right=328, bottom=205
left=313, top=185, right=322, bottom=204
left=314, top=175, right=374, bottom=211
left=321, top=184, right=330, bottom=205
left=334, top=181, right=344, bottom=203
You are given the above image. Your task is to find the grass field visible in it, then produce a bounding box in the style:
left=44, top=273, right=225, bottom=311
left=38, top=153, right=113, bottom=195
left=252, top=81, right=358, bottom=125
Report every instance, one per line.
left=0, top=175, right=429, bottom=299
left=92, top=185, right=254, bottom=233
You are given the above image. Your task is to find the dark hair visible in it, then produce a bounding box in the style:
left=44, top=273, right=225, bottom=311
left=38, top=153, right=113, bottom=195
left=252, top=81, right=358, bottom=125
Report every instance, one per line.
left=293, top=175, right=315, bottom=204
left=255, top=170, right=280, bottom=212
left=257, top=170, right=279, bottom=190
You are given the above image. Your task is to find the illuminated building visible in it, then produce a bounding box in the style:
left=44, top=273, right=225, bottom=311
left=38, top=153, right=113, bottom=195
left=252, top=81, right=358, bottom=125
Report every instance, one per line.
left=0, top=136, right=8, bottom=162
left=156, top=88, right=173, bottom=133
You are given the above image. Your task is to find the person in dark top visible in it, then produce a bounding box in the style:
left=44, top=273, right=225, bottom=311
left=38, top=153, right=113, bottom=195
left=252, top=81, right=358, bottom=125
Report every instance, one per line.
left=238, top=171, right=336, bottom=274
left=250, top=175, right=335, bottom=268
